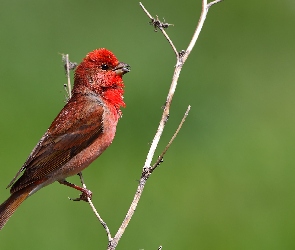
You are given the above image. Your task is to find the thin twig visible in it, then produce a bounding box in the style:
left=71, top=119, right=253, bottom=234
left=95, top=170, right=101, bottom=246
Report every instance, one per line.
left=158, top=25, right=178, bottom=58
left=139, top=2, right=152, bottom=19
left=107, top=176, right=147, bottom=250
left=62, top=54, right=77, bottom=100
left=62, top=54, right=72, bottom=99
left=208, top=0, right=223, bottom=8
left=152, top=105, right=191, bottom=170
left=184, top=0, right=223, bottom=61
left=77, top=173, right=113, bottom=242
left=139, top=2, right=178, bottom=57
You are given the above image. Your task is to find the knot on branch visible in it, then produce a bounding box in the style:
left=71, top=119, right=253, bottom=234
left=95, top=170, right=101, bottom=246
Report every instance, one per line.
left=164, top=113, right=170, bottom=124
left=178, top=50, right=186, bottom=58
left=149, top=15, right=173, bottom=32
left=177, top=50, right=187, bottom=64
left=155, top=156, right=164, bottom=168
left=141, top=167, right=153, bottom=180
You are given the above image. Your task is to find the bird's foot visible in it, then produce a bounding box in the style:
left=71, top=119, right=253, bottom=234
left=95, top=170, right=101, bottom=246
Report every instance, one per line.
left=70, top=188, right=92, bottom=202
left=58, top=179, right=92, bottom=202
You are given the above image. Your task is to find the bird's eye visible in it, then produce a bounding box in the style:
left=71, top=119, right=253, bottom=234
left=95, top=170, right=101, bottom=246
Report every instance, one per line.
left=101, top=64, right=109, bottom=70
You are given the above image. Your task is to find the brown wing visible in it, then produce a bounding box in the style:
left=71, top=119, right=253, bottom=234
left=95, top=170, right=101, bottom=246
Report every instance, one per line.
left=9, top=93, right=104, bottom=193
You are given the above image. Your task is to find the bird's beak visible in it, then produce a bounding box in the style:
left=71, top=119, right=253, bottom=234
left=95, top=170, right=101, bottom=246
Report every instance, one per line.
left=113, top=62, right=130, bottom=76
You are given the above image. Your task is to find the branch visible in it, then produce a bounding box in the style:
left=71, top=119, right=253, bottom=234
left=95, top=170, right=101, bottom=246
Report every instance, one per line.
left=140, top=0, right=223, bottom=175
left=107, top=1, right=222, bottom=249
left=151, top=105, right=191, bottom=170
left=140, top=3, right=178, bottom=57
left=184, top=0, right=223, bottom=61
left=61, top=54, right=77, bottom=100
left=78, top=173, right=113, bottom=242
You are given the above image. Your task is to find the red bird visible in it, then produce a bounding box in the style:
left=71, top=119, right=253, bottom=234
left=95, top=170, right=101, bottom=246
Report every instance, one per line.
left=0, top=48, right=130, bottom=230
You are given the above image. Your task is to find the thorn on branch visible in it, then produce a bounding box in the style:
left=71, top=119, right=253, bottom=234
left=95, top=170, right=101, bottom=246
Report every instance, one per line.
left=149, top=15, right=173, bottom=32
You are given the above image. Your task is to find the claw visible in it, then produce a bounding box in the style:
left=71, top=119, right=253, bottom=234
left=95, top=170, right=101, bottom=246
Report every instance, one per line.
left=69, top=189, right=92, bottom=202
left=58, top=179, right=92, bottom=202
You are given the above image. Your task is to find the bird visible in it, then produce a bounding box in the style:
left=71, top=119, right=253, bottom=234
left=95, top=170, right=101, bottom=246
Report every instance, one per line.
left=0, top=48, right=130, bottom=230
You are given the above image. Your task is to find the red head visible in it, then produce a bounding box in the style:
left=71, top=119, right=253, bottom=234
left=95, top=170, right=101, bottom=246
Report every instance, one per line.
left=74, top=48, right=130, bottom=110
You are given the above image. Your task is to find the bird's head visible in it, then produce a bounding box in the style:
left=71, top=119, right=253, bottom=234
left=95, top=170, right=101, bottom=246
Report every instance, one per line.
left=74, top=48, right=130, bottom=109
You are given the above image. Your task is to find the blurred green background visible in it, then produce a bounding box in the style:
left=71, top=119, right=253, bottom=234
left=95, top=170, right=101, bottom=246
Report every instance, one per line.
left=1, top=0, right=295, bottom=249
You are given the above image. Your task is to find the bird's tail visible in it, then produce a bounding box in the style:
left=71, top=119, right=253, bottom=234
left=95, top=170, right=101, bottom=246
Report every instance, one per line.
left=0, top=186, right=34, bottom=230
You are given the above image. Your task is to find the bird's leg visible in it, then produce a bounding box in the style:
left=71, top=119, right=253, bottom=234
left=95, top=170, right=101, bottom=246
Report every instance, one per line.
left=58, top=179, right=92, bottom=202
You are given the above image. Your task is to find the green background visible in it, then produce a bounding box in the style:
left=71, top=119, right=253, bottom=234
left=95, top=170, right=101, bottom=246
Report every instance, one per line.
left=1, top=0, right=295, bottom=249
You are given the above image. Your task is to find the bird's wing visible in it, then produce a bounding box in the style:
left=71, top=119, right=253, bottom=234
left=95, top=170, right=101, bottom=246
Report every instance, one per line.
left=9, top=94, right=105, bottom=193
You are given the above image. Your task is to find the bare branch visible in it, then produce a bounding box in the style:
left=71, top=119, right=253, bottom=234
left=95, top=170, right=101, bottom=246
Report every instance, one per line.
left=185, top=0, right=223, bottom=61
left=106, top=1, right=222, bottom=249
left=139, top=2, right=178, bottom=57
left=62, top=54, right=72, bottom=99
left=108, top=176, right=148, bottom=250
left=141, top=0, right=222, bottom=173
left=208, top=0, right=223, bottom=8
left=77, top=173, right=113, bottom=242
left=139, top=2, right=153, bottom=19
left=61, top=54, right=77, bottom=100
left=151, top=105, right=191, bottom=170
